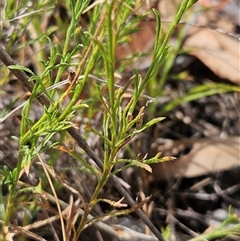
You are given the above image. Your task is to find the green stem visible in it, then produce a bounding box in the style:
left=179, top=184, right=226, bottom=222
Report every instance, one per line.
left=106, top=2, right=117, bottom=142
left=132, top=0, right=197, bottom=111
left=56, top=42, right=101, bottom=122
left=54, top=0, right=91, bottom=84
left=75, top=167, right=111, bottom=239
left=4, top=87, right=35, bottom=228
left=189, top=223, right=240, bottom=241
left=158, top=13, right=189, bottom=91
left=4, top=151, right=24, bottom=226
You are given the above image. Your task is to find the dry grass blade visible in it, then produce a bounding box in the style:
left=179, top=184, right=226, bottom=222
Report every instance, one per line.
left=35, top=149, right=66, bottom=241
left=11, top=225, right=48, bottom=241
left=36, top=161, right=86, bottom=207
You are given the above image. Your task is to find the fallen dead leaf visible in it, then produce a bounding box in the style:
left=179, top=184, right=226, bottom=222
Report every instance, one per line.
left=183, top=27, right=240, bottom=85
left=151, top=136, right=240, bottom=180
